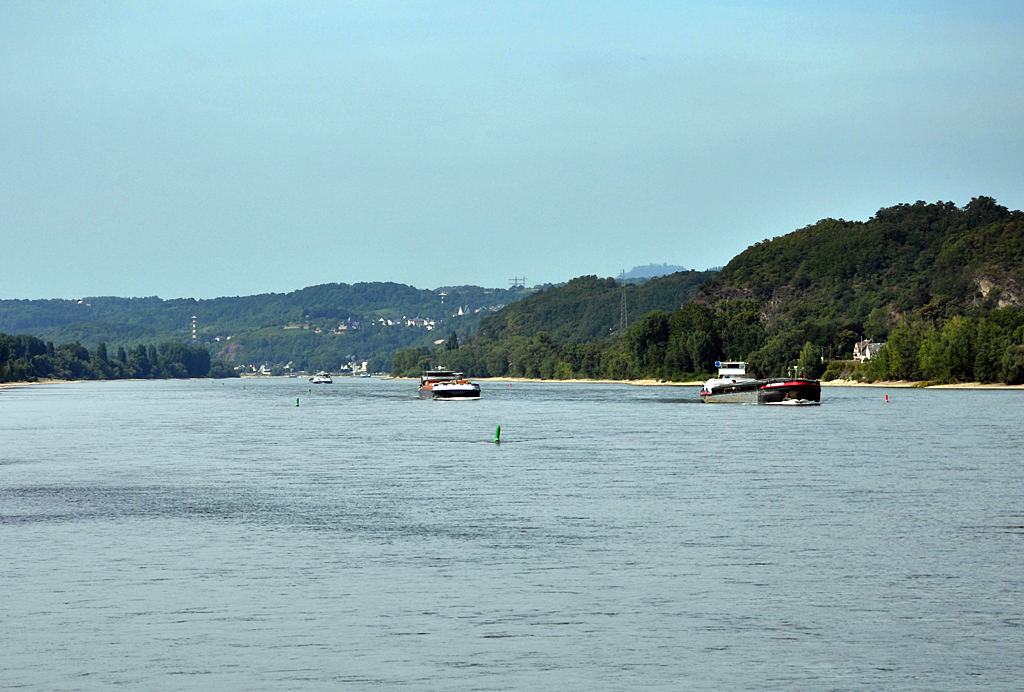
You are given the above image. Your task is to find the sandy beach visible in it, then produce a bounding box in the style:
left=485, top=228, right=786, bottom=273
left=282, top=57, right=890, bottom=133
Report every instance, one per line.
left=820, top=379, right=1024, bottom=390
left=0, top=379, right=86, bottom=390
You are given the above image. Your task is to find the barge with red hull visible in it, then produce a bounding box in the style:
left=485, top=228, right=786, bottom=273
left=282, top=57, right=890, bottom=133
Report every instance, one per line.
left=700, top=361, right=820, bottom=404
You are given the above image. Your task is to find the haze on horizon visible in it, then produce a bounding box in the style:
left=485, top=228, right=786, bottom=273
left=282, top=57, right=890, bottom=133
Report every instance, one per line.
left=2, top=1, right=1022, bottom=301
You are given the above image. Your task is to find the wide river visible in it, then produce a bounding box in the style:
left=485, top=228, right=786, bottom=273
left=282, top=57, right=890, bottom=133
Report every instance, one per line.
left=2, top=378, right=1022, bottom=691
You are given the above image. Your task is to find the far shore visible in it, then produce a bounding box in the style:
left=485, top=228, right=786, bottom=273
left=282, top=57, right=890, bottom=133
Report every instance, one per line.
left=388, top=376, right=1024, bottom=390
left=4, top=376, right=1022, bottom=391
left=385, top=376, right=701, bottom=386
left=0, top=379, right=86, bottom=390
left=820, top=379, right=1024, bottom=390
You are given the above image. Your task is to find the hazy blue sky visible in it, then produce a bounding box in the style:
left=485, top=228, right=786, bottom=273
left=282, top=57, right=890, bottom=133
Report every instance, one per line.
left=3, top=1, right=1022, bottom=299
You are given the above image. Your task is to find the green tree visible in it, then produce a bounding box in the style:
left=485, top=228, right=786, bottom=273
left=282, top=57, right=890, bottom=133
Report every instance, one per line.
left=972, top=318, right=1007, bottom=383
left=685, top=330, right=715, bottom=374
left=943, top=316, right=976, bottom=382
left=663, top=332, right=693, bottom=379
left=391, top=347, right=432, bottom=377
left=1001, top=345, right=1024, bottom=385
left=129, top=344, right=151, bottom=378
left=444, top=330, right=459, bottom=351
left=797, top=341, right=821, bottom=378
left=626, top=311, right=670, bottom=376
left=863, top=306, right=891, bottom=341
left=208, top=359, right=238, bottom=378
left=884, top=319, right=928, bottom=381
left=917, top=328, right=948, bottom=382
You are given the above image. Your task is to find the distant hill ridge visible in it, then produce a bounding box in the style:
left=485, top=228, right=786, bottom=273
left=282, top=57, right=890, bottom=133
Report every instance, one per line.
left=0, top=283, right=516, bottom=335
left=0, top=282, right=525, bottom=373
left=623, top=263, right=687, bottom=280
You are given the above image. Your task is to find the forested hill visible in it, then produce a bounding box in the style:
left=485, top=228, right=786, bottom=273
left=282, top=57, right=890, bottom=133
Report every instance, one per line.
left=395, top=196, right=1024, bottom=384
left=668, top=195, right=1024, bottom=382
left=473, top=270, right=718, bottom=344
left=696, top=196, right=1023, bottom=329
left=0, top=283, right=519, bottom=336
left=0, top=282, right=523, bottom=373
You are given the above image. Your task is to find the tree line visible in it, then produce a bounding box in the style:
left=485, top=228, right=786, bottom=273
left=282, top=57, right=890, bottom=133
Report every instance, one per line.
left=855, top=312, right=1024, bottom=385
left=392, top=302, right=748, bottom=381
left=391, top=197, right=1024, bottom=384
left=0, top=332, right=237, bottom=383
left=391, top=300, right=1024, bottom=386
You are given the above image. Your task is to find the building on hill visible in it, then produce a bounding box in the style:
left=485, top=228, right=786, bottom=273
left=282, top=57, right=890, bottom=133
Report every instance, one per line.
left=853, top=340, right=885, bottom=362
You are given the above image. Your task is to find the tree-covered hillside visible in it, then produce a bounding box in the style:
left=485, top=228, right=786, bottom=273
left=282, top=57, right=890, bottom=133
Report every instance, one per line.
left=686, top=196, right=1024, bottom=379
left=0, top=282, right=523, bottom=373
left=698, top=196, right=1022, bottom=327
left=474, top=270, right=717, bottom=344
left=394, top=197, right=1024, bottom=385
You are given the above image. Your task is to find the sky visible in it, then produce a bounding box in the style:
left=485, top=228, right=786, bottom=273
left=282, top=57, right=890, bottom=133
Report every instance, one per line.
left=2, top=1, right=1023, bottom=300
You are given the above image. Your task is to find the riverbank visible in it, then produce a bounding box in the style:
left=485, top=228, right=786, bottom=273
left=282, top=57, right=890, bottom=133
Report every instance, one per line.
left=386, top=376, right=703, bottom=386
left=392, top=375, right=1024, bottom=390
left=477, top=377, right=703, bottom=386
left=820, top=379, right=1024, bottom=389
left=5, top=376, right=1021, bottom=390
left=0, top=379, right=86, bottom=390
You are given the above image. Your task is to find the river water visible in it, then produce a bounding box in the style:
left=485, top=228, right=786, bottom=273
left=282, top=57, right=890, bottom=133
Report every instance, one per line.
left=2, top=378, right=1022, bottom=690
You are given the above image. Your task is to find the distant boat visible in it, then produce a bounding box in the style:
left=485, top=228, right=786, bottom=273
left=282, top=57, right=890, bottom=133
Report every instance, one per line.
left=309, top=371, right=333, bottom=384
left=419, top=368, right=480, bottom=400
left=700, top=361, right=819, bottom=404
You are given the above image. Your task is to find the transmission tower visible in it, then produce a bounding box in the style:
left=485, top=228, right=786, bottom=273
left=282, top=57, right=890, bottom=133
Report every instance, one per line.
left=619, top=270, right=628, bottom=333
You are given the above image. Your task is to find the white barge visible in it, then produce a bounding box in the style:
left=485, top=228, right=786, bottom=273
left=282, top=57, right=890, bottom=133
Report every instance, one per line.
left=419, top=368, right=481, bottom=400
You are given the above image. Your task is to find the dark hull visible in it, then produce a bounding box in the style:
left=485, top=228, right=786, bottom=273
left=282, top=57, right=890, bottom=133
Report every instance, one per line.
left=756, top=379, right=820, bottom=403
left=701, top=378, right=820, bottom=404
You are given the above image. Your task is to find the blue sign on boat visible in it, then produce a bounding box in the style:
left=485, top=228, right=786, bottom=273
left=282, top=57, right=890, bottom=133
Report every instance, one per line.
left=715, top=361, right=721, bottom=367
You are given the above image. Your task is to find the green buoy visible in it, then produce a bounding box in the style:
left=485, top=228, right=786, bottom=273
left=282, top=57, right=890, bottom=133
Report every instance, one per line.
left=494, top=425, right=501, bottom=444
left=296, top=397, right=300, bottom=407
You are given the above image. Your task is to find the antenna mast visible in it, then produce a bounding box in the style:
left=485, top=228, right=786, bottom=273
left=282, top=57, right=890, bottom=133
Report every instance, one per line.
left=619, top=270, right=628, bottom=334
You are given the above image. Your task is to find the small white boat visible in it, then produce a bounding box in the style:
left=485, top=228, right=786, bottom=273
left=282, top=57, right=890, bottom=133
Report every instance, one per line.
left=309, top=371, right=333, bottom=384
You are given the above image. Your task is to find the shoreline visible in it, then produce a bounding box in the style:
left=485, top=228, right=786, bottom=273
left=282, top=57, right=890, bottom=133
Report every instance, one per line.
left=400, top=376, right=1024, bottom=390
left=5, top=377, right=1023, bottom=391
left=820, top=379, right=1024, bottom=389
left=386, top=376, right=703, bottom=386
left=0, top=379, right=86, bottom=390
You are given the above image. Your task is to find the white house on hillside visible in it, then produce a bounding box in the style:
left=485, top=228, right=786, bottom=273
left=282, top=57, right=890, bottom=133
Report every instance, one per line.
left=853, top=339, right=885, bottom=362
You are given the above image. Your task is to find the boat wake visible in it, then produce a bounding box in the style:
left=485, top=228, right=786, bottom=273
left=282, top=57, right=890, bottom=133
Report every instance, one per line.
left=764, top=399, right=820, bottom=406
